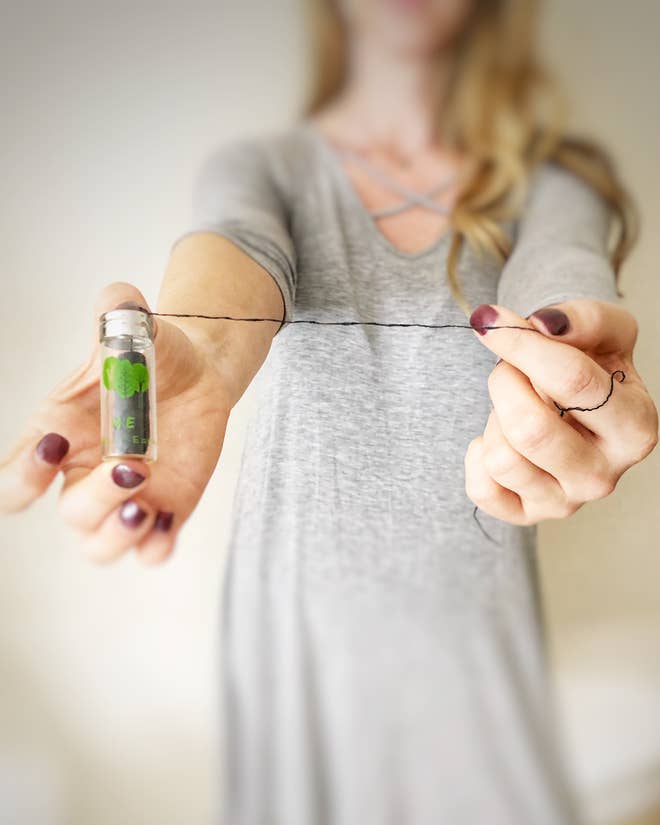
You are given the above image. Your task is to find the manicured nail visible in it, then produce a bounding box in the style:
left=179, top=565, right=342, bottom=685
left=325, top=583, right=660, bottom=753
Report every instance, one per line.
left=114, top=300, right=156, bottom=339
left=529, top=307, right=570, bottom=335
left=119, top=500, right=147, bottom=528
left=154, top=510, right=174, bottom=532
left=115, top=300, right=149, bottom=313
left=35, top=432, right=70, bottom=465
left=469, top=304, right=498, bottom=335
left=112, top=463, right=146, bottom=488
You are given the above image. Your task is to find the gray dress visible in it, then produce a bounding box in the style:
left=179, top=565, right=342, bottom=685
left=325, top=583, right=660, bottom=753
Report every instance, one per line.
left=170, top=120, right=621, bottom=825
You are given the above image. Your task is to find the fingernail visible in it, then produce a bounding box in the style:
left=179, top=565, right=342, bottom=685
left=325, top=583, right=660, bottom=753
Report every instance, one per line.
left=154, top=510, right=174, bottom=532
left=119, top=500, right=147, bottom=528
left=115, top=300, right=149, bottom=314
left=469, top=304, right=498, bottom=335
left=115, top=300, right=156, bottom=339
left=529, top=307, right=570, bottom=335
left=36, top=432, right=70, bottom=465
left=112, top=463, right=146, bottom=488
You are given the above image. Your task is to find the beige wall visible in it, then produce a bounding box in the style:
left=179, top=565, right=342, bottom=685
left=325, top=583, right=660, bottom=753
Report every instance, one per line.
left=538, top=3, right=660, bottom=822
left=1, top=2, right=658, bottom=824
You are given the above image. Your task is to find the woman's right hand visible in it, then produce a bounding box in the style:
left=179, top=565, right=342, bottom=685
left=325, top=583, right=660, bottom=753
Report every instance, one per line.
left=0, top=281, right=234, bottom=565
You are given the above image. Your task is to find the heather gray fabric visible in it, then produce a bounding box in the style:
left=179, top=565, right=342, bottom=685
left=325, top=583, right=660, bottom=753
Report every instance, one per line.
left=170, top=120, right=621, bottom=825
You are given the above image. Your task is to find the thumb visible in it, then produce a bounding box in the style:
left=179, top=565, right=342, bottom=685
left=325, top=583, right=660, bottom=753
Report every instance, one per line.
left=93, top=281, right=203, bottom=397
left=526, top=297, right=637, bottom=356
left=92, top=281, right=158, bottom=349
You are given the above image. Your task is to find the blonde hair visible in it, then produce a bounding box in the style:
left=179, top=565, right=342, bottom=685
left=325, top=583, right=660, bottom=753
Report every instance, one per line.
left=301, top=0, right=638, bottom=316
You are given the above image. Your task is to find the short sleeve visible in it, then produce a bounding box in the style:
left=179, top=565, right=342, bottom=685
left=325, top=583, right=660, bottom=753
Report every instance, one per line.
left=496, top=160, right=621, bottom=319
left=170, top=137, right=297, bottom=325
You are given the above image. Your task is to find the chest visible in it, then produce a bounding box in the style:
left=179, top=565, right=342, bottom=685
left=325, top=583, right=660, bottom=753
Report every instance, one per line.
left=335, top=155, right=461, bottom=256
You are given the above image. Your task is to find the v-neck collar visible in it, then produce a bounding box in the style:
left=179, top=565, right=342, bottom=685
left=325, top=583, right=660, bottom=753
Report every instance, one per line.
left=298, top=119, right=453, bottom=262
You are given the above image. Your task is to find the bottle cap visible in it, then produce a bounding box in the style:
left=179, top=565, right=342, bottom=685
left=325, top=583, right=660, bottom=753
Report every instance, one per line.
left=99, top=308, right=154, bottom=342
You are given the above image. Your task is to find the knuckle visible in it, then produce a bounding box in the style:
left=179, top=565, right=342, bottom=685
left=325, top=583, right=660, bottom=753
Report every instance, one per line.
left=629, top=313, right=639, bottom=343
left=554, top=498, right=582, bottom=519
left=506, top=415, right=554, bottom=454
left=465, top=436, right=480, bottom=459
left=482, top=443, right=520, bottom=478
left=521, top=495, right=571, bottom=523
left=580, top=471, right=617, bottom=502
left=614, top=394, right=659, bottom=466
left=619, top=307, right=639, bottom=345
left=465, top=472, right=491, bottom=505
left=464, top=475, right=483, bottom=503
left=625, top=414, right=659, bottom=463
left=629, top=429, right=658, bottom=463
left=557, top=358, right=598, bottom=401
left=516, top=504, right=540, bottom=526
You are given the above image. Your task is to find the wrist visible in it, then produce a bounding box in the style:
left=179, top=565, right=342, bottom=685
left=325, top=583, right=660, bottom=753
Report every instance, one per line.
left=165, top=315, right=276, bottom=411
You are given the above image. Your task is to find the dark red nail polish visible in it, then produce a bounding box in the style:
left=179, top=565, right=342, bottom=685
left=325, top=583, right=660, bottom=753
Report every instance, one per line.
left=115, top=300, right=149, bottom=314
left=36, top=432, right=70, bottom=465
left=119, top=500, right=147, bottom=528
left=530, top=307, right=570, bottom=335
left=154, top=510, right=174, bottom=532
left=112, top=463, right=146, bottom=488
left=469, top=304, right=498, bottom=335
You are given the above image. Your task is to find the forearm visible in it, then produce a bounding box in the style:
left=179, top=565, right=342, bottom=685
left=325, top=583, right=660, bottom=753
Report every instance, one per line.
left=156, top=232, right=284, bottom=407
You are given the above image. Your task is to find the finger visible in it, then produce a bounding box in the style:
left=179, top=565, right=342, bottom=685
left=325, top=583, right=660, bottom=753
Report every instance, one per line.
left=90, top=282, right=158, bottom=352
left=527, top=298, right=638, bottom=357
left=131, top=463, right=197, bottom=565
left=0, top=284, right=156, bottom=517
left=481, top=399, right=576, bottom=521
left=0, top=429, right=71, bottom=514
left=487, top=358, right=614, bottom=502
left=55, top=285, right=160, bottom=407
left=527, top=300, right=658, bottom=466
left=58, top=458, right=150, bottom=532
left=469, top=302, right=630, bottom=438
left=133, top=510, right=178, bottom=565
left=79, top=495, right=156, bottom=564
left=98, top=282, right=207, bottom=399
left=50, top=284, right=159, bottom=407
left=464, top=433, right=527, bottom=525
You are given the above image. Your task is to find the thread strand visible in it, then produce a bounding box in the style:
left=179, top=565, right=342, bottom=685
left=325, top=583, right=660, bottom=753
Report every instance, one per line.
left=147, top=310, right=625, bottom=546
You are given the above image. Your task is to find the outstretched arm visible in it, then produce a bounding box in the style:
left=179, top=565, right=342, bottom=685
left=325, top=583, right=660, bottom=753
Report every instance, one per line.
left=464, top=162, right=658, bottom=525
left=157, top=231, right=286, bottom=408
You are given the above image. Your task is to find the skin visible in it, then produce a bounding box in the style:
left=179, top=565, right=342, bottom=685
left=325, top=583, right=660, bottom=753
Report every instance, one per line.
left=312, top=0, right=659, bottom=524
left=1, top=0, right=657, bottom=559
left=0, top=234, right=284, bottom=564
left=465, top=300, right=658, bottom=525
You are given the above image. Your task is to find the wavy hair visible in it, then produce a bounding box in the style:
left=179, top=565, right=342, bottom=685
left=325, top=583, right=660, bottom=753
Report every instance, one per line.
left=301, top=0, right=638, bottom=315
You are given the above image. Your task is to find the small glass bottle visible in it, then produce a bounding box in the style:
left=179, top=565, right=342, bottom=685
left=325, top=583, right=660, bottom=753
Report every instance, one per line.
left=99, top=307, right=157, bottom=462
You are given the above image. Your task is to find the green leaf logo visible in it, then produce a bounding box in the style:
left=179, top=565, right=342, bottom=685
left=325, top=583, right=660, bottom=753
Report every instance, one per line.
left=115, top=359, right=137, bottom=398
left=102, top=356, right=149, bottom=398
left=102, top=356, right=118, bottom=390
left=133, top=362, right=149, bottom=392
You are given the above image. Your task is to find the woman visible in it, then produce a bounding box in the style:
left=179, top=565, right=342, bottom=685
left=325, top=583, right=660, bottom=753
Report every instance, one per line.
left=2, top=0, right=657, bottom=822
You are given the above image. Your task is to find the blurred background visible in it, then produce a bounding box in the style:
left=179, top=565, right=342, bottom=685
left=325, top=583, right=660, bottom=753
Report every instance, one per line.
left=1, top=1, right=659, bottom=824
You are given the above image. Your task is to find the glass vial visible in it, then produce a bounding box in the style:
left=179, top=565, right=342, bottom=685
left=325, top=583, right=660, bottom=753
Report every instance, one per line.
left=99, top=307, right=157, bottom=462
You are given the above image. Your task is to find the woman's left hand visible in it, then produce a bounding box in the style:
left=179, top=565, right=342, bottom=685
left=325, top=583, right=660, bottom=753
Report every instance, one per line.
left=464, top=298, right=658, bottom=525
